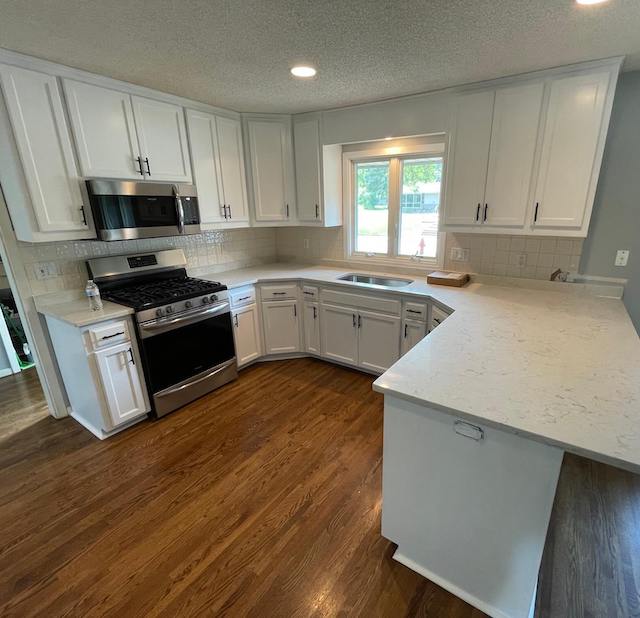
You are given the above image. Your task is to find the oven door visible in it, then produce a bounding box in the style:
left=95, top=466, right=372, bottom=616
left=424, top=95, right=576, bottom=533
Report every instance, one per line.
left=87, top=180, right=201, bottom=241
left=138, top=302, right=237, bottom=417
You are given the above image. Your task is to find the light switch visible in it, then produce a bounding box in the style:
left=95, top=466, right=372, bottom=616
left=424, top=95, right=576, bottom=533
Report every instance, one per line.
left=615, top=250, right=629, bottom=267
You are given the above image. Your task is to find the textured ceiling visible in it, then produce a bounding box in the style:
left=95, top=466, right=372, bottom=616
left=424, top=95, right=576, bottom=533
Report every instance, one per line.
left=1, top=0, right=639, bottom=113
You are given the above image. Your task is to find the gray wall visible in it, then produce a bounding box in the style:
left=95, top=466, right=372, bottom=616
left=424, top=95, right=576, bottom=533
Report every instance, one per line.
left=581, top=70, right=640, bottom=332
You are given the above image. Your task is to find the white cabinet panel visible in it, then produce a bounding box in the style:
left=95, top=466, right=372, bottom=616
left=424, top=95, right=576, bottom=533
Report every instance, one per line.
left=0, top=66, right=86, bottom=233
left=262, top=300, right=300, bottom=354
left=303, top=302, right=320, bottom=355
left=186, top=109, right=224, bottom=224
left=483, top=83, right=543, bottom=227
left=294, top=117, right=321, bottom=221
left=401, top=319, right=427, bottom=356
left=321, top=303, right=358, bottom=366
left=95, top=341, right=147, bottom=427
left=64, top=79, right=142, bottom=180
left=216, top=116, right=249, bottom=222
left=533, top=71, right=611, bottom=229
left=444, top=90, right=494, bottom=226
left=247, top=117, right=295, bottom=222
left=233, top=303, right=261, bottom=367
left=357, top=310, right=401, bottom=373
left=132, top=96, right=192, bottom=182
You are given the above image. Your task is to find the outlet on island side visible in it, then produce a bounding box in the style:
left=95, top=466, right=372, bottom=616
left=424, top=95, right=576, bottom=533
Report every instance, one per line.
left=615, top=249, right=630, bottom=266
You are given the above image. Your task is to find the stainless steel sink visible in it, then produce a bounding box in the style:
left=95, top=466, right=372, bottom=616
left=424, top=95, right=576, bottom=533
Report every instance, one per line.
left=337, top=273, right=414, bottom=287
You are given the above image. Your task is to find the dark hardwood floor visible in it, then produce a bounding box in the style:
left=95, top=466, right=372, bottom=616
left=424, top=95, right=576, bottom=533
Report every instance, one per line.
left=0, top=358, right=638, bottom=617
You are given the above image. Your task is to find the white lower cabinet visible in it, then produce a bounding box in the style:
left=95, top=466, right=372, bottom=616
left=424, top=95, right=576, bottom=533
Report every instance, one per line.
left=262, top=299, right=301, bottom=354
left=303, top=302, right=320, bottom=354
left=232, top=303, right=261, bottom=366
left=401, top=319, right=427, bottom=356
left=95, top=341, right=147, bottom=426
left=357, top=310, right=401, bottom=373
left=321, top=301, right=401, bottom=373
left=321, top=303, right=359, bottom=365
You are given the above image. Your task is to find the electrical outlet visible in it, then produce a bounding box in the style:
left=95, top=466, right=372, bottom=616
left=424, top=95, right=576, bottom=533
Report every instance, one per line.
left=33, top=262, right=59, bottom=280
left=517, top=253, right=527, bottom=267
left=615, top=249, right=629, bottom=267
left=450, top=247, right=469, bottom=262
left=303, top=239, right=310, bottom=250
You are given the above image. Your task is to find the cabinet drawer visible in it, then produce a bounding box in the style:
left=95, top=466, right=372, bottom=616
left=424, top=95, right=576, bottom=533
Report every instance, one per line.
left=259, top=282, right=298, bottom=301
left=403, top=302, right=428, bottom=322
left=87, top=320, right=131, bottom=350
left=321, top=288, right=401, bottom=316
left=230, top=286, right=256, bottom=308
left=301, top=285, right=319, bottom=301
left=431, top=305, right=452, bottom=330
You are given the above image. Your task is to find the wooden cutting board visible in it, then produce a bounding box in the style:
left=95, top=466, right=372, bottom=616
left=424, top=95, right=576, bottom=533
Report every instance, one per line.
left=427, top=271, right=470, bottom=287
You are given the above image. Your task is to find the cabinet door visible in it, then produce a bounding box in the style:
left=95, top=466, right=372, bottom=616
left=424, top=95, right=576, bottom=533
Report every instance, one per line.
left=247, top=118, right=294, bottom=221
left=186, top=109, right=225, bottom=224
left=216, top=116, right=249, bottom=222
left=95, top=342, right=147, bottom=427
left=294, top=117, right=321, bottom=222
left=483, top=83, right=543, bottom=227
left=63, top=79, right=142, bottom=180
left=401, top=319, right=427, bottom=356
left=0, top=66, right=87, bottom=232
left=320, top=303, right=358, bottom=366
left=303, top=302, right=320, bottom=354
left=132, top=96, right=192, bottom=182
left=262, top=300, right=300, bottom=354
left=444, top=90, right=494, bottom=226
left=533, top=71, right=610, bottom=229
left=357, top=310, right=401, bottom=373
left=232, top=304, right=261, bottom=367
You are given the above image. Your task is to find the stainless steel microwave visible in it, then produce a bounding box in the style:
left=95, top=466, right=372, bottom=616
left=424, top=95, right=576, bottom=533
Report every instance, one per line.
left=86, top=180, right=201, bottom=241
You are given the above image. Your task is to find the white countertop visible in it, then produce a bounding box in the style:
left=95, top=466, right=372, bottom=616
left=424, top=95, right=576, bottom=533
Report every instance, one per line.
left=37, top=297, right=134, bottom=327
left=204, top=263, right=640, bottom=474
left=36, top=262, right=640, bottom=473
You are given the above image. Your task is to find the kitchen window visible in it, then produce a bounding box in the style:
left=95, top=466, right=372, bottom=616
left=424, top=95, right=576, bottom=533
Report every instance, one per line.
left=345, top=141, right=446, bottom=267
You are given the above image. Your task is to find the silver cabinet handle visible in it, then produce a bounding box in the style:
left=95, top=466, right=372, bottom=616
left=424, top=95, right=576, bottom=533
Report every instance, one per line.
left=173, top=184, right=185, bottom=234
left=234, top=314, right=239, bottom=327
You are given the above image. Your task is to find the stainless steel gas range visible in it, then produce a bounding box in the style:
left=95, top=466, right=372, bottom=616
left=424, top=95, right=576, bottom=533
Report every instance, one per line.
left=87, top=249, right=237, bottom=417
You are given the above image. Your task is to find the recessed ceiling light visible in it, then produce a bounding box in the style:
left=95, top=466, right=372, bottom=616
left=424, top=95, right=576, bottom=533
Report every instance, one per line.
left=576, top=0, right=609, bottom=4
left=291, top=65, right=317, bottom=78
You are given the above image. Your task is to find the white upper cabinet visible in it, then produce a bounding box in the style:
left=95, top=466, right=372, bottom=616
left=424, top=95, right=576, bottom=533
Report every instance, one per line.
left=186, top=111, right=249, bottom=226
left=532, top=71, right=611, bottom=230
left=215, top=116, right=249, bottom=223
left=131, top=95, right=191, bottom=182
left=444, top=90, right=494, bottom=226
left=65, top=80, right=192, bottom=182
left=294, top=116, right=321, bottom=221
left=186, top=109, right=225, bottom=224
left=0, top=65, right=90, bottom=240
left=64, top=79, right=142, bottom=180
left=443, top=61, right=619, bottom=237
left=483, top=82, right=543, bottom=227
left=245, top=116, right=296, bottom=223
left=292, top=115, right=343, bottom=227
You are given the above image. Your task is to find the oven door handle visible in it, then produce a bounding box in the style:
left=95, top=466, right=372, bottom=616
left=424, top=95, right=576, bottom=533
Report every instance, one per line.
left=173, top=184, right=185, bottom=234
left=139, top=302, right=229, bottom=335
left=155, top=359, right=237, bottom=398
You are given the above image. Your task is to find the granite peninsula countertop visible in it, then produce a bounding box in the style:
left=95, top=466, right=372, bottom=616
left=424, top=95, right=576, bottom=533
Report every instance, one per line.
left=202, top=263, right=640, bottom=474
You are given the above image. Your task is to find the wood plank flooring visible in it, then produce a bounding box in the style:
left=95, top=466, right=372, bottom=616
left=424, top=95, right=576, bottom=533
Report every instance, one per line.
left=0, top=367, right=49, bottom=440
left=0, top=358, right=638, bottom=616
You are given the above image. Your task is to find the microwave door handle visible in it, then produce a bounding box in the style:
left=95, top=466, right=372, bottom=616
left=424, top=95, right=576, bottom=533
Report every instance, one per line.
left=173, top=185, right=185, bottom=234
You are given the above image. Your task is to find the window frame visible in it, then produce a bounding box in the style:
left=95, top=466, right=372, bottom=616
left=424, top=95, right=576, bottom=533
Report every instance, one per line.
left=343, top=141, right=447, bottom=269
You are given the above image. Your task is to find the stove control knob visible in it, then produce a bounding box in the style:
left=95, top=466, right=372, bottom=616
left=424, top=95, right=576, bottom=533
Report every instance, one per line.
left=202, top=296, right=210, bottom=304
left=210, top=294, right=218, bottom=303
left=185, top=300, right=192, bottom=309
left=155, top=308, right=165, bottom=318
left=166, top=305, right=174, bottom=314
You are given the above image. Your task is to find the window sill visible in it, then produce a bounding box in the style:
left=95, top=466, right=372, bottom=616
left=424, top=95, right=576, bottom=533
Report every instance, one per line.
left=346, top=254, right=443, bottom=272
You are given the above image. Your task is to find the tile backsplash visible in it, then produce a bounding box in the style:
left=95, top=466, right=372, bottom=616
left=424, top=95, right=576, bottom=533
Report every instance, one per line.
left=276, top=227, right=582, bottom=281
left=19, top=228, right=277, bottom=296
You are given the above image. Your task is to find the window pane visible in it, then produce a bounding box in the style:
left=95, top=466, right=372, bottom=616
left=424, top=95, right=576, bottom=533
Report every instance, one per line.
left=355, top=161, right=389, bottom=254
left=399, top=157, right=443, bottom=258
